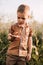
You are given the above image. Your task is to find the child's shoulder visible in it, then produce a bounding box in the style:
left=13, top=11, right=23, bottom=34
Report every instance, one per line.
left=26, top=23, right=33, bottom=36
left=11, top=22, right=18, bottom=27
left=29, top=25, right=33, bottom=36
left=10, top=23, right=18, bottom=31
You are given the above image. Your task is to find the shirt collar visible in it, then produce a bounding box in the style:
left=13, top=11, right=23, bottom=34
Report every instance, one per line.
left=17, top=22, right=28, bottom=28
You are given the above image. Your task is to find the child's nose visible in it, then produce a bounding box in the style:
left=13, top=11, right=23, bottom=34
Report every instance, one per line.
left=19, top=18, right=23, bottom=22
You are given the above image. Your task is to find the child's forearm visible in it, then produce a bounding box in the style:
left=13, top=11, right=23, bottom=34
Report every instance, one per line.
left=28, top=37, right=32, bottom=54
left=8, top=33, right=20, bottom=41
left=11, top=35, right=20, bottom=38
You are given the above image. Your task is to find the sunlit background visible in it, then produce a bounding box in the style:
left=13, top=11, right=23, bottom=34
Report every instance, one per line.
left=0, top=0, right=43, bottom=23
left=0, top=1, right=43, bottom=65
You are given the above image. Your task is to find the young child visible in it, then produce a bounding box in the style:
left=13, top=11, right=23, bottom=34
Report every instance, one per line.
left=6, top=4, right=32, bottom=65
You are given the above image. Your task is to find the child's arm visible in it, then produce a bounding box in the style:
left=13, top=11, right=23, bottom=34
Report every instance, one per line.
left=27, top=27, right=33, bottom=61
left=8, top=33, right=20, bottom=41
left=8, top=25, right=20, bottom=41
left=8, top=25, right=14, bottom=41
left=27, top=36, right=32, bottom=61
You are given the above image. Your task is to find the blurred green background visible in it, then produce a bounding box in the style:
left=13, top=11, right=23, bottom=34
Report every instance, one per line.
left=0, top=20, right=43, bottom=65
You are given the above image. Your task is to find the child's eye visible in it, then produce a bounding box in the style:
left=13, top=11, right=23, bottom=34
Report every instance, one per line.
left=18, top=17, right=20, bottom=19
left=18, top=17, right=26, bottom=20
left=22, top=17, right=26, bottom=20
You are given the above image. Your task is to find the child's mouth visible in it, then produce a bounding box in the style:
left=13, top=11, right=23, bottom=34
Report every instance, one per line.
left=19, top=22, right=24, bottom=25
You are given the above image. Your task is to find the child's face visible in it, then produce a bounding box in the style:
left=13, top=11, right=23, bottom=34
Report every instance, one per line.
left=17, top=11, right=30, bottom=25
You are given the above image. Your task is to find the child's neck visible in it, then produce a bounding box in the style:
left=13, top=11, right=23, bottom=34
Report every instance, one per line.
left=18, top=22, right=26, bottom=28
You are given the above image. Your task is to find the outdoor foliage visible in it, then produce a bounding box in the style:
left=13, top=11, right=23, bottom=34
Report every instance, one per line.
left=0, top=31, right=9, bottom=65
left=27, top=31, right=43, bottom=65
left=0, top=22, right=43, bottom=65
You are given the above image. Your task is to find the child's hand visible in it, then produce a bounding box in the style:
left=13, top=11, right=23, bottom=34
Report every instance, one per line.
left=8, top=33, right=12, bottom=40
left=13, top=32, right=21, bottom=38
left=26, top=54, right=31, bottom=61
left=8, top=33, right=21, bottom=41
left=12, top=35, right=20, bottom=38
